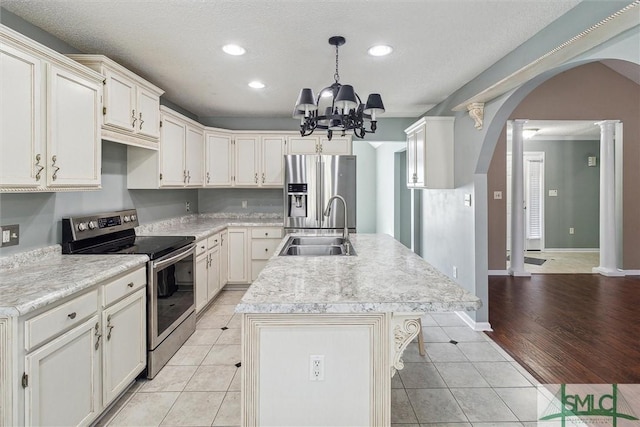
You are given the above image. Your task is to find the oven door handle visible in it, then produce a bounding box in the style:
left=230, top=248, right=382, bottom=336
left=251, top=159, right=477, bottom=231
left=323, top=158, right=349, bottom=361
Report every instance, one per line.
left=151, top=244, right=195, bottom=271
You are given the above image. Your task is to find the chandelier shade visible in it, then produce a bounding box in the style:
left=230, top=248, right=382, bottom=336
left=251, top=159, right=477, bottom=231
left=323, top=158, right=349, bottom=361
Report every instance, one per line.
left=293, top=36, right=384, bottom=140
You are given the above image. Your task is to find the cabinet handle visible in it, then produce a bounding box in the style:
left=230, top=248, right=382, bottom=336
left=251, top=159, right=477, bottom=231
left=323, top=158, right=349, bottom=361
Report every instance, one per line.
left=254, top=173, right=258, bottom=183
left=94, top=322, right=101, bottom=350
left=127, top=282, right=134, bottom=288
left=67, top=312, right=76, bottom=319
left=35, top=154, right=44, bottom=181
left=187, top=170, right=191, bottom=183
left=183, top=170, right=187, bottom=184
left=131, top=109, right=137, bottom=128
left=264, top=248, right=268, bottom=252
left=315, top=143, right=319, bottom=153
left=264, top=232, right=268, bottom=236
left=51, top=155, right=60, bottom=181
left=139, top=112, right=144, bottom=130
left=106, top=314, right=114, bottom=340
left=319, top=143, right=323, bottom=153
left=262, top=173, right=265, bottom=184
left=206, top=172, right=210, bottom=183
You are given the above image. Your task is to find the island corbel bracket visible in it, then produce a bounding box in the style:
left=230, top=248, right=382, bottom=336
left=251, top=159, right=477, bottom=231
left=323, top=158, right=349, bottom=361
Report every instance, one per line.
left=467, top=102, right=484, bottom=130
left=390, top=315, right=422, bottom=377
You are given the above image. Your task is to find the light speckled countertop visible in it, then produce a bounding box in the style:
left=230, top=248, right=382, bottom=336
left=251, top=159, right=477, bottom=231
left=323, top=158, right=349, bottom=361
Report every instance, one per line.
left=236, top=233, right=482, bottom=314
left=0, top=248, right=148, bottom=317
left=136, top=214, right=283, bottom=239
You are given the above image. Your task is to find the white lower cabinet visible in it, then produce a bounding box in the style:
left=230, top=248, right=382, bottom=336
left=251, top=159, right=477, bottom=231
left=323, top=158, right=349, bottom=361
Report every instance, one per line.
left=195, top=233, right=222, bottom=313
left=220, top=229, right=228, bottom=288
left=18, top=266, right=147, bottom=426
left=24, top=316, right=101, bottom=427
left=250, top=227, right=283, bottom=281
left=227, top=228, right=249, bottom=284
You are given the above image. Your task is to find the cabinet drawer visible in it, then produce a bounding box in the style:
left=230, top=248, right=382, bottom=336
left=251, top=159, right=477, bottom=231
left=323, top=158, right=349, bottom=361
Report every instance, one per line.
left=251, top=239, right=281, bottom=260
left=251, top=227, right=282, bottom=239
left=25, top=289, right=99, bottom=351
left=207, top=233, right=220, bottom=248
left=103, top=267, right=146, bottom=307
left=195, top=239, right=208, bottom=257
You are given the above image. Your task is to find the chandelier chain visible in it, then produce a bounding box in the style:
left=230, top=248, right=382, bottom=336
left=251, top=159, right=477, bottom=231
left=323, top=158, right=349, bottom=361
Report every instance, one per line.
left=334, top=44, right=340, bottom=83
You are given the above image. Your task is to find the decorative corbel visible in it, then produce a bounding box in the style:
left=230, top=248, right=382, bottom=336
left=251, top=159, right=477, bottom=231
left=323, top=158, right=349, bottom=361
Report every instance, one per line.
left=467, top=102, right=484, bottom=130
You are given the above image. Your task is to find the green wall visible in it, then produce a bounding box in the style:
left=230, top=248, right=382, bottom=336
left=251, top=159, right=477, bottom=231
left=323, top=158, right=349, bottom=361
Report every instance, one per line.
left=524, top=139, right=600, bottom=249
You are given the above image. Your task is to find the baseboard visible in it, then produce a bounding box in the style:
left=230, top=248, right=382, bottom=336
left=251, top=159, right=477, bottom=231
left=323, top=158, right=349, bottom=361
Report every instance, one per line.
left=624, top=269, right=640, bottom=276
left=592, top=266, right=625, bottom=277
left=488, top=270, right=509, bottom=276
left=542, top=248, right=599, bottom=252
left=455, top=311, right=493, bottom=332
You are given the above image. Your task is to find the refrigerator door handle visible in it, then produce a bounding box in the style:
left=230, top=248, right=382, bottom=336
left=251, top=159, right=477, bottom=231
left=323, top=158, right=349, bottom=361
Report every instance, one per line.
left=316, top=158, right=323, bottom=226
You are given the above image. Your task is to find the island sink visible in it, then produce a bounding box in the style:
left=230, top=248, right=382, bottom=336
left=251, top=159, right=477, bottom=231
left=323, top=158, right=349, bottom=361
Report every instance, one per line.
left=278, top=235, right=357, bottom=256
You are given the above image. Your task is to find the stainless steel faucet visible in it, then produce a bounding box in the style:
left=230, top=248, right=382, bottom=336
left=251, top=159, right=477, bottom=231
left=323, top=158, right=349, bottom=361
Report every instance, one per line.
left=323, top=195, right=350, bottom=252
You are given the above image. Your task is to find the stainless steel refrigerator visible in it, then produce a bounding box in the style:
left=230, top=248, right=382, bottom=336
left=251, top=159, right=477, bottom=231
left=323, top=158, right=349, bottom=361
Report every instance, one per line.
left=284, top=155, right=356, bottom=232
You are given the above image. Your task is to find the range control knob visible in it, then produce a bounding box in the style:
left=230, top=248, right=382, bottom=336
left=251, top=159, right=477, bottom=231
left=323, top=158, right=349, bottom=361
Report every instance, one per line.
left=123, top=215, right=131, bottom=223
left=130, top=214, right=137, bottom=221
left=77, top=222, right=87, bottom=231
left=88, top=221, right=97, bottom=230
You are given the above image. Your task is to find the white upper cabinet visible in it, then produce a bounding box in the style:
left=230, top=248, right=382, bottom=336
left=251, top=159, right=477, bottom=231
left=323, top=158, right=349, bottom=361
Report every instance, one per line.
left=0, top=25, right=103, bottom=192
left=261, top=136, right=286, bottom=186
left=67, top=54, right=164, bottom=149
left=204, top=130, right=233, bottom=187
left=235, top=135, right=259, bottom=186
left=127, top=106, right=204, bottom=189
left=288, top=135, right=351, bottom=155
left=405, top=117, right=455, bottom=189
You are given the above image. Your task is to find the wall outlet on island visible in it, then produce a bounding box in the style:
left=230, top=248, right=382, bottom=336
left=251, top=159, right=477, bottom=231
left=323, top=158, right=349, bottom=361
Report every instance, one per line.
left=309, top=355, right=325, bottom=381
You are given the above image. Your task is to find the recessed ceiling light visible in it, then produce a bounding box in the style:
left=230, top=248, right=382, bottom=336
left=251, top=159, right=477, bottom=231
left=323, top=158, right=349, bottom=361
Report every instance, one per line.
left=368, top=44, right=393, bottom=57
left=248, top=81, right=265, bottom=89
left=222, top=44, right=246, bottom=56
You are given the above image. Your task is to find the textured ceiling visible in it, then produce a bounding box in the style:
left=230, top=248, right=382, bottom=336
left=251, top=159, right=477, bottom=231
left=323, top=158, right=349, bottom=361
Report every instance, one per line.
left=2, top=0, right=582, bottom=119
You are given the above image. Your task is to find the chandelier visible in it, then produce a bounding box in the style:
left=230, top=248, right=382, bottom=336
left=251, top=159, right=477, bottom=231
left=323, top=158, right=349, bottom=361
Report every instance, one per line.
left=293, top=36, right=385, bottom=141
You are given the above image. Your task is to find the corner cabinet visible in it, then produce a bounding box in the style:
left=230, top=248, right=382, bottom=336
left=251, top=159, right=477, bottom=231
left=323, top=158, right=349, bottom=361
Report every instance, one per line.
left=405, top=117, right=455, bottom=189
left=127, top=106, right=204, bottom=189
left=66, top=54, right=164, bottom=150
left=0, top=25, right=102, bottom=192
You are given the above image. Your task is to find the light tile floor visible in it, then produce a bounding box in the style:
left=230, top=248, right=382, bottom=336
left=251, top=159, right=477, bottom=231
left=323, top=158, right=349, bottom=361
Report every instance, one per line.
left=507, top=251, right=599, bottom=274
left=97, top=293, right=541, bottom=427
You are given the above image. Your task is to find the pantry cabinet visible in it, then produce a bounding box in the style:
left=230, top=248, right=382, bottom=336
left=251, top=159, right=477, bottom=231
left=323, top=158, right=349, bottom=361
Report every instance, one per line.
left=405, top=117, right=455, bottom=189
left=287, top=135, right=352, bottom=155
left=127, top=106, right=204, bottom=189
left=0, top=25, right=102, bottom=192
left=67, top=54, right=164, bottom=149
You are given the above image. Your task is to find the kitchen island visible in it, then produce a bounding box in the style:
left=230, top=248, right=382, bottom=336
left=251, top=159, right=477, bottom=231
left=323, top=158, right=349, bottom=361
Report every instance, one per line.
left=236, top=233, right=482, bottom=426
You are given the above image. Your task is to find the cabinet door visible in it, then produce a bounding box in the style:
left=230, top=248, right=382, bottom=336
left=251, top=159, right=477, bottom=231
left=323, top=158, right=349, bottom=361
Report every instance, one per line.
left=47, top=65, right=101, bottom=187
left=235, top=136, right=259, bottom=186
left=227, top=228, right=248, bottom=284
left=261, top=136, right=285, bottom=187
left=195, top=254, right=208, bottom=313
left=414, top=126, right=426, bottom=187
left=136, top=86, right=160, bottom=139
left=319, top=136, right=352, bottom=155
left=0, top=43, right=43, bottom=188
left=185, top=125, right=204, bottom=187
left=104, top=68, right=136, bottom=132
left=102, top=289, right=146, bottom=406
left=24, top=316, right=100, bottom=427
left=406, top=131, right=416, bottom=187
left=220, top=230, right=228, bottom=287
left=205, top=133, right=233, bottom=187
left=208, top=245, right=220, bottom=299
left=287, top=136, right=319, bottom=155
left=159, top=114, right=186, bottom=187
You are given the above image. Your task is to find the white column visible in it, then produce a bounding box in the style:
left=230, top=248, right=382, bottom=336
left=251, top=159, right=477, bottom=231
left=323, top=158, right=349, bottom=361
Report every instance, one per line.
left=593, top=120, right=624, bottom=276
left=509, top=120, right=530, bottom=277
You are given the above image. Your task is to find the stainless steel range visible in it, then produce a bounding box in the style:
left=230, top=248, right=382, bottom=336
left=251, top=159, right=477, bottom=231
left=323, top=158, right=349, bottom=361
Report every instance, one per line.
left=62, top=209, right=196, bottom=379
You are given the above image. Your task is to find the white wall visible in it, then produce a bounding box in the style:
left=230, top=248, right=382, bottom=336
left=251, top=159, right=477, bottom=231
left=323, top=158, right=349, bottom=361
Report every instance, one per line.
left=375, top=142, right=407, bottom=236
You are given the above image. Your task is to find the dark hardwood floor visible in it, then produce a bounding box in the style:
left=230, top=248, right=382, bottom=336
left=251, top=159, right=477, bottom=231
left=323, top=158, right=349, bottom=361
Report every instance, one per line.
left=486, top=274, right=640, bottom=384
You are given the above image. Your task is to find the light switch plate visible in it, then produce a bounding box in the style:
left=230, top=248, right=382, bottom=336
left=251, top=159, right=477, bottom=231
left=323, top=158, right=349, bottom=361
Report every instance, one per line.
left=0, top=224, right=19, bottom=247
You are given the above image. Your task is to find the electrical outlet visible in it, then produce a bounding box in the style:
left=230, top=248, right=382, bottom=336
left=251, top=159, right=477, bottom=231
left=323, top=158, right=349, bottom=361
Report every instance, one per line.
left=569, top=227, right=575, bottom=235
left=185, top=201, right=191, bottom=212
left=0, top=224, right=19, bottom=247
left=453, top=266, right=458, bottom=278
left=309, top=355, right=325, bottom=381
left=493, top=191, right=503, bottom=200
left=242, top=200, right=248, bottom=209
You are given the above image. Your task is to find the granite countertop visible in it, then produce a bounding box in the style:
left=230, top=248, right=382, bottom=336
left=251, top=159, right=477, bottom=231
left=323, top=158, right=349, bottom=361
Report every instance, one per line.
left=0, top=247, right=148, bottom=317
left=236, top=233, right=482, bottom=314
left=136, top=214, right=284, bottom=239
